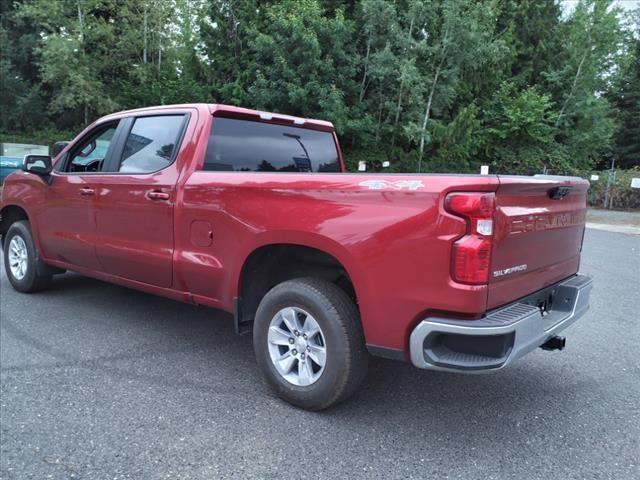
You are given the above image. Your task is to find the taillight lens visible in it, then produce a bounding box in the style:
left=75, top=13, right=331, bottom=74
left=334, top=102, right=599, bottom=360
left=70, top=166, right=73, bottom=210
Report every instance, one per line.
left=445, top=192, right=495, bottom=285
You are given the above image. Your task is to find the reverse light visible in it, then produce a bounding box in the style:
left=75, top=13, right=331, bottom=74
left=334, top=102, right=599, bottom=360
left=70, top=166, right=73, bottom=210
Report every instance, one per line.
left=445, top=192, right=496, bottom=285
left=476, top=219, right=493, bottom=236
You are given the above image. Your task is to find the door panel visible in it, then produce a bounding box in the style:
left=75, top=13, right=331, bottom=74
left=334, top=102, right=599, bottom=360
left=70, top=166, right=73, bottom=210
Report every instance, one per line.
left=37, top=122, right=122, bottom=269
left=92, top=113, right=191, bottom=288
left=93, top=174, right=177, bottom=286
left=36, top=174, right=101, bottom=269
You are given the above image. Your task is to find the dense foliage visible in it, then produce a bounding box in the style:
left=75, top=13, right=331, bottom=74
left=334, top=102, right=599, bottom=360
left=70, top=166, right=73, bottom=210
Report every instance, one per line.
left=588, top=168, right=640, bottom=209
left=1, top=0, right=638, bottom=174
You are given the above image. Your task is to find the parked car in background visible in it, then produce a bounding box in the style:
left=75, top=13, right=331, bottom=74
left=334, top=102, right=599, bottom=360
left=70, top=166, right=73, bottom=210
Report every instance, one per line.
left=0, top=157, right=22, bottom=184
left=0, top=104, right=593, bottom=410
left=0, top=143, right=49, bottom=184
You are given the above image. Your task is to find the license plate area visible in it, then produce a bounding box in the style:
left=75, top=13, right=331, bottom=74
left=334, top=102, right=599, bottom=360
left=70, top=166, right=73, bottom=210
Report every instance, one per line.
left=518, top=279, right=581, bottom=331
left=520, top=284, right=560, bottom=316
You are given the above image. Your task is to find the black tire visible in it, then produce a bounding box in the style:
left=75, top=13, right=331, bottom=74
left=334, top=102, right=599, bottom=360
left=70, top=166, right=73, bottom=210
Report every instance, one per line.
left=253, top=277, right=368, bottom=410
left=3, top=220, right=52, bottom=293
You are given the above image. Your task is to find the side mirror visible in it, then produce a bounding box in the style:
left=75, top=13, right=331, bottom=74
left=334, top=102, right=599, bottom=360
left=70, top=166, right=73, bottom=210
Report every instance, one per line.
left=23, top=155, right=53, bottom=176
left=51, top=141, right=69, bottom=157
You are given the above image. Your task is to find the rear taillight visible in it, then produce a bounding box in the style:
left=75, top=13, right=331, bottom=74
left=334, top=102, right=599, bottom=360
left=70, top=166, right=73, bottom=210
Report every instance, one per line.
left=445, top=192, right=495, bottom=285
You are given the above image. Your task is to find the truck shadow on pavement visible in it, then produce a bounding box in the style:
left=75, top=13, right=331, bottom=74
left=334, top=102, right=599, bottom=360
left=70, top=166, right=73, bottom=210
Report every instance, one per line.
left=3, top=271, right=588, bottom=446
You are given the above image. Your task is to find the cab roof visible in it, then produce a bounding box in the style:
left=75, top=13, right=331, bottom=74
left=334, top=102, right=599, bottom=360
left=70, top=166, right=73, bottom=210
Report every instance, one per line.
left=99, top=103, right=335, bottom=132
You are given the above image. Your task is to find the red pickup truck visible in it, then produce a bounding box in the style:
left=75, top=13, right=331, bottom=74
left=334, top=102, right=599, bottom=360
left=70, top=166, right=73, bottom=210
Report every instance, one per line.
left=1, top=103, right=592, bottom=410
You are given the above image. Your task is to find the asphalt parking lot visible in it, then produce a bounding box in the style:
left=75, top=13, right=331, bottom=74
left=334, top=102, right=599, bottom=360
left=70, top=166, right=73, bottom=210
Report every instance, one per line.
left=1, top=228, right=638, bottom=480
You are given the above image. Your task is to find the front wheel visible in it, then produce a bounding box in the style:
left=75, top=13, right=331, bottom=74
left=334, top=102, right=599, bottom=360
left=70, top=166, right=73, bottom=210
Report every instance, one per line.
left=3, top=220, right=52, bottom=292
left=253, top=277, right=368, bottom=410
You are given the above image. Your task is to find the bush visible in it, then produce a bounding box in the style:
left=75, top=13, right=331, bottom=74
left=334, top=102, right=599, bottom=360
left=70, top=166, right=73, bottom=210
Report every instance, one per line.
left=0, top=128, right=79, bottom=150
left=342, top=147, right=419, bottom=173
left=587, top=167, right=640, bottom=210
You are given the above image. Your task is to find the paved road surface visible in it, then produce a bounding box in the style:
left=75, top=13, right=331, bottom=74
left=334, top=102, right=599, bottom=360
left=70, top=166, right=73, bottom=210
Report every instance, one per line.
left=1, top=228, right=638, bottom=479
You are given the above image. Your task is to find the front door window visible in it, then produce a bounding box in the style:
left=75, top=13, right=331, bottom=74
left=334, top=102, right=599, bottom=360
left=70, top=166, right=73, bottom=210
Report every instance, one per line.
left=65, top=125, right=118, bottom=173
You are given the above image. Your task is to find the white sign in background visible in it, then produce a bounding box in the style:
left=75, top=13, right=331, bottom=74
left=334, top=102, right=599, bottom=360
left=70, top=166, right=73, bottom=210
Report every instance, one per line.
left=631, top=178, right=640, bottom=189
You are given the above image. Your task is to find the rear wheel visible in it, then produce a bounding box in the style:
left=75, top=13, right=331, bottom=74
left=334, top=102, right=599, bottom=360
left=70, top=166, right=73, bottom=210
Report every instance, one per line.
left=3, top=221, right=52, bottom=292
left=253, top=277, right=368, bottom=410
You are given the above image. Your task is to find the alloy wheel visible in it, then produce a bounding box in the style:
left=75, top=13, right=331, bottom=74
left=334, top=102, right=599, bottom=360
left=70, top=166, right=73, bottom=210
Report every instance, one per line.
left=267, top=307, right=327, bottom=386
left=8, top=235, right=28, bottom=281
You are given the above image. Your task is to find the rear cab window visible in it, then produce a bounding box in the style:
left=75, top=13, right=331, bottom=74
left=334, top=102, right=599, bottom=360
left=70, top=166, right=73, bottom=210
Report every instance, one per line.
left=203, top=117, right=339, bottom=173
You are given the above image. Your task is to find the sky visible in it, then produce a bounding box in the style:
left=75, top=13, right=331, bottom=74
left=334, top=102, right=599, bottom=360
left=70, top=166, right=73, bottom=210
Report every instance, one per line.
left=562, top=0, right=639, bottom=15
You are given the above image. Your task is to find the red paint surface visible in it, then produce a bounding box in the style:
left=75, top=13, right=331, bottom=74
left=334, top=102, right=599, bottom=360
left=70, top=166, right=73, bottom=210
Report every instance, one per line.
left=0, top=103, right=589, bottom=356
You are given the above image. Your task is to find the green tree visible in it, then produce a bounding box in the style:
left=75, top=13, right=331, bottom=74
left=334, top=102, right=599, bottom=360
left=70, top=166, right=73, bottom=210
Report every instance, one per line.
left=609, top=17, right=640, bottom=168
left=480, top=83, right=558, bottom=174
left=497, top=0, right=564, bottom=89
left=15, top=0, right=120, bottom=125
left=0, top=0, right=50, bottom=131
left=411, top=0, right=509, bottom=172
left=1, top=0, right=636, bottom=176
left=547, top=0, right=627, bottom=170
left=352, top=0, right=404, bottom=147
left=199, top=0, right=264, bottom=105
left=246, top=0, right=357, bottom=133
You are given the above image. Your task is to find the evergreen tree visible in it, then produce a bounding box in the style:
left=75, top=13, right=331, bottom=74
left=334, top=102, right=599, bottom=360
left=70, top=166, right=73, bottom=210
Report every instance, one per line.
left=610, top=29, right=640, bottom=168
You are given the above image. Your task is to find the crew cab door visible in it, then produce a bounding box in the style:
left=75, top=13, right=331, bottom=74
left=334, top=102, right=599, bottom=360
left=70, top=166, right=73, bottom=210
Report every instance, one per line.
left=90, top=112, right=192, bottom=287
left=37, top=121, right=122, bottom=269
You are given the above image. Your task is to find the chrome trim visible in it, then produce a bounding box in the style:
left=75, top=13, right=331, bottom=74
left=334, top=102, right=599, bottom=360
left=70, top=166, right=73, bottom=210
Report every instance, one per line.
left=409, top=275, right=593, bottom=372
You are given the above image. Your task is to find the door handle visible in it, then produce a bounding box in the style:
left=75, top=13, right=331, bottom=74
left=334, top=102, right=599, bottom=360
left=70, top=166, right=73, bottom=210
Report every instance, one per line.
left=79, top=187, right=95, bottom=196
left=146, top=190, right=170, bottom=201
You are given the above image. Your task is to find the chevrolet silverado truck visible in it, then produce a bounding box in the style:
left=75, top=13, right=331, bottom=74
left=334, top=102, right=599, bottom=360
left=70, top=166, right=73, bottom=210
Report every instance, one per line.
left=0, top=103, right=593, bottom=410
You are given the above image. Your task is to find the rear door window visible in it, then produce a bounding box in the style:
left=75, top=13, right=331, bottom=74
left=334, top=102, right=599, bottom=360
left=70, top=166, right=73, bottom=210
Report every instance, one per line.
left=203, top=118, right=339, bottom=172
left=118, top=115, right=185, bottom=174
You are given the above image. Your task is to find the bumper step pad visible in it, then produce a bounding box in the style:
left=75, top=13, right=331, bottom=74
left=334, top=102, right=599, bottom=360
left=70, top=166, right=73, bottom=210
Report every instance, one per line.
left=409, top=275, right=593, bottom=372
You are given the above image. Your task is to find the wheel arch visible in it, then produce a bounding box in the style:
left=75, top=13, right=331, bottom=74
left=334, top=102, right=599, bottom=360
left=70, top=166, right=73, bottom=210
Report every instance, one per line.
left=0, top=203, right=63, bottom=276
left=0, top=204, right=30, bottom=242
left=234, top=241, right=364, bottom=334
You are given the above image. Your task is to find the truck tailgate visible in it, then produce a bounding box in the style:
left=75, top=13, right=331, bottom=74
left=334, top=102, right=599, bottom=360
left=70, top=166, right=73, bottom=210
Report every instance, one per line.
left=488, top=175, right=589, bottom=309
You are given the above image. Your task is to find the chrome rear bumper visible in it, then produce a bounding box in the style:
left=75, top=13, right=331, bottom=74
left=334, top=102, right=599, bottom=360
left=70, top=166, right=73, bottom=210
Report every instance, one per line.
left=409, top=275, right=593, bottom=372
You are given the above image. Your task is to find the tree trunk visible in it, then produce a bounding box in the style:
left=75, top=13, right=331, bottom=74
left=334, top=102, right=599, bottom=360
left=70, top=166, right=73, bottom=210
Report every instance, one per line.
left=226, top=3, right=241, bottom=59
left=391, top=87, right=403, bottom=149
left=76, top=1, right=84, bottom=43
left=417, top=66, right=440, bottom=172
left=418, top=23, right=449, bottom=173
left=391, top=15, right=414, bottom=149
left=158, top=30, right=162, bottom=75
left=77, top=0, right=88, bottom=124
left=554, top=48, right=589, bottom=129
left=143, top=3, right=148, bottom=64
left=374, top=101, right=383, bottom=143
left=359, top=39, right=371, bottom=103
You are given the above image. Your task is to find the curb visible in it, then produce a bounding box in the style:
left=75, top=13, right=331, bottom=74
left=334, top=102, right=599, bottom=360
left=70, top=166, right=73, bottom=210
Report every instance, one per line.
left=585, top=222, right=640, bottom=236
